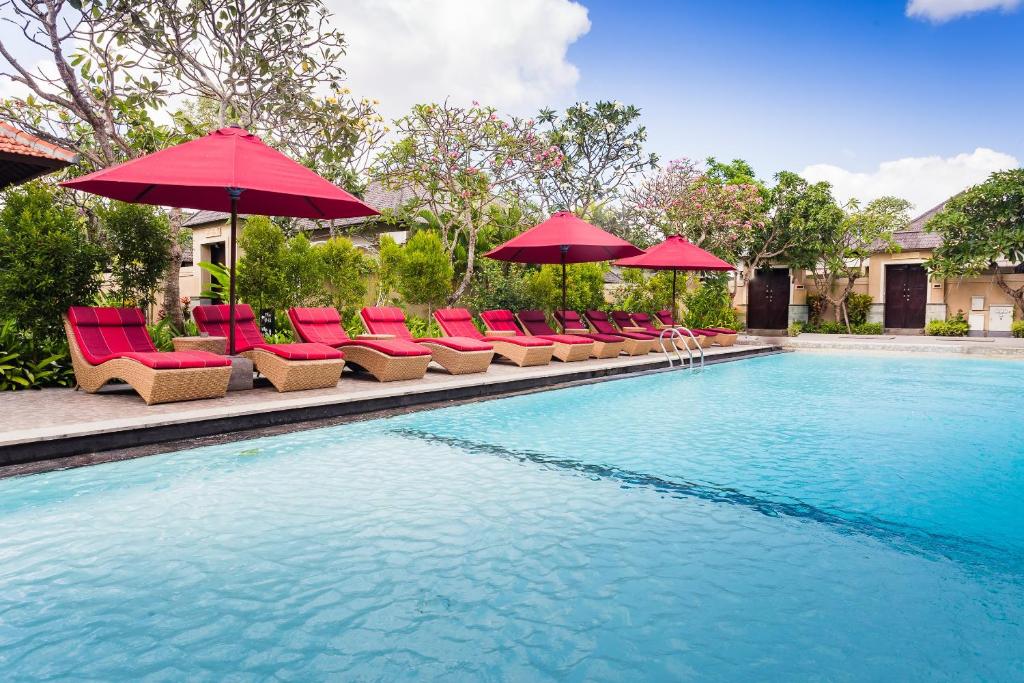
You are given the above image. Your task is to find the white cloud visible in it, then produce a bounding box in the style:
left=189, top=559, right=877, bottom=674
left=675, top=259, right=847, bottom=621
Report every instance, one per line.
left=801, top=148, right=1019, bottom=216
left=325, top=0, right=590, bottom=118
left=906, top=0, right=1021, bottom=22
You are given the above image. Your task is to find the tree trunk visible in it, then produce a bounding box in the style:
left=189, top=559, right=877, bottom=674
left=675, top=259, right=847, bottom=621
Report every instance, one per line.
left=994, top=271, right=1024, bottom=318
left=160, top=208, right=185, bottom=332
left=449, top=228, right=477, bottom=304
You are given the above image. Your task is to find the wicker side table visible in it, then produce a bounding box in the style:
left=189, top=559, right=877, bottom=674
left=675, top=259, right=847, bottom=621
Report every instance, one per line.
left=172, top=335, right=227, bottom=355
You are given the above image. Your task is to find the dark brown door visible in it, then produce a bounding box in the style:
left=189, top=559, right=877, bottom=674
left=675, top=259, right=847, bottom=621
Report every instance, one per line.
left=884, top=264, right=927, bottom=329
left=747, top=268, right=790, bottom=329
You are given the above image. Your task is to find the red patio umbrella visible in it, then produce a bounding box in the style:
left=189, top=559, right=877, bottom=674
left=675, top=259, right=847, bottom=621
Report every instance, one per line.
left=614, top=235, right=734, bottom=318
left=484, top=211, right=642, bottom=315
left=62, top=125, right=378, bottom=354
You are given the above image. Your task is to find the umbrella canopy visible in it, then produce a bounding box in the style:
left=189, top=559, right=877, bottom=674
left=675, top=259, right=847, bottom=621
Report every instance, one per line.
left=62, top=126, right=377, bottom=219
left=485, top=211, right=642, bottom=319
left=614, top=235, right=734, bottom=271
left=62, top=126, right=379, bottom=354
left=484, top=211, right=642, bottom=264
left=614, top=235, right=735, bottom=319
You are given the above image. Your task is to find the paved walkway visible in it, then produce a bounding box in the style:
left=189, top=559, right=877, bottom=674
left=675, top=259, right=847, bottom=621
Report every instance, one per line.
left=742, top=333, right=1024, bottom=358
left=0, top=344, right=777, bottom=469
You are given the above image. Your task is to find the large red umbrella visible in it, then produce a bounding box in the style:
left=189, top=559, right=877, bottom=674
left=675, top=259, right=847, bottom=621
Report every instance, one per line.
left=614, top=235, right=734, bottom=318
left=62, top=125, right=378, bottom=353
left=484, top=211, right=642, bottom=314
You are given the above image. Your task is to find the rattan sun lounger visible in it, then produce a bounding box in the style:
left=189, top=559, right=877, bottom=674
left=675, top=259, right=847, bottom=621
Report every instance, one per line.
left=479, top=309, right=593, bottom=362
left=194, top=304, right=344, bottom=392
left=433, top=308, right=554, bottom=367
left=551, top=310, right=627, bottom=358
left=360, top=307, right=494, bottom=375
left=287, top=307, right=432, bottom=382
left=654, top=310, right=737, bottom=346
left=64, top=307, right=232, bottom=405
left=582, top=310, right=657, bottom=356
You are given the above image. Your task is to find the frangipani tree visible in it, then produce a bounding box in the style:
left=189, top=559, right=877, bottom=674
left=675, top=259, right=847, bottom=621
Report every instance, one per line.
left=926, top=169, right=1024, bottom=316
left=624, top=158, right=765, bottom=263
left=375, top=102, right=562, bottom=303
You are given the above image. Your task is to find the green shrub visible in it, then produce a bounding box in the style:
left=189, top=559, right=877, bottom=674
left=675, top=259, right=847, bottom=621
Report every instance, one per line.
left=1012, top=320, right=1024, bottom=338
left=806, top=293, right=826, bottom=325
left=462, top=260, right=536, bottom=313
left=397, top=231, right=454, bottom=318
left=845, top=293, right=873, bottom=326
left=852, top=322, right=883, bottom=335
left=612, top=268, right=672, bottom=315
left=0, top=319, right=74, bottom=390
left=147, top=318, right=200, bottom=351
left=788, top=322, right=805, bottom=337
left=405, top=314, right=443, bottom=338
left=100, top=201, right=171, bottom=308
left=316, top=236, right=373, bottom=313
left=925, top=311, right=969, bottom=337
left=816, top=320, right=846, bottom=334
left=525, top=262, right=607, bottom=313
left=679, top=275, right=743, bottom=330
left=237, top=216, right=287, bottom=312
left=0, top=182, right=105, bottom=340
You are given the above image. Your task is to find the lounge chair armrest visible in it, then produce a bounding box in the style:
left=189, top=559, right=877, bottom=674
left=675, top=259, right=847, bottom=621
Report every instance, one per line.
left=622, top=326, right=645, bottom=333
left=562, top=328, right=590, bottom=335
left=356, top=333, right=396, bottom=340
left=487, top=329, right=517, bottom=337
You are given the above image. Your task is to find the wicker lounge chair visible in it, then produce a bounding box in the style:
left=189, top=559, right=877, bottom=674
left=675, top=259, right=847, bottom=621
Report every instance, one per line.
left=654, top=310, right=737, bottom=346
left=287, top=307, right=432, bottom=382
left=64, top=306, right=232, bottom=405
left=551, top=310, right=627, bottom=359
left=433, top=308, right=554, bottom=367
left=631, top=311, right=711, bottom=349
left=359, top=306, right=494, bottom=375
left=582, top=310, right=657, bottom=356
left=611, top=311, right=705, bottom=350
left=194, top=304, right=344, bottom=392
left=479, top=309, right=593, bottom=362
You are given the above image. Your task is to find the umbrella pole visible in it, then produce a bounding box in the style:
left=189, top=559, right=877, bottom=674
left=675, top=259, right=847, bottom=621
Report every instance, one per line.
left=672, top=270, right=677, bottom=321
left=228, top=188, right=242, bottom=355
left=560, top=245, right=569, bottom=325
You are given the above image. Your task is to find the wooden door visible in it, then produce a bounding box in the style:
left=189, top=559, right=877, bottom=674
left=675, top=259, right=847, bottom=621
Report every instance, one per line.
left=884, top=264, right=927, bottom=329
left=747, top=268, right=790, bottom=329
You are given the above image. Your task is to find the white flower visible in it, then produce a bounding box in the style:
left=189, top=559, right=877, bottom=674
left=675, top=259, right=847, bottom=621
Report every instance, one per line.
left=605, top=123, right=615, bottom=133
left=613, top=100, right=623, bottom=110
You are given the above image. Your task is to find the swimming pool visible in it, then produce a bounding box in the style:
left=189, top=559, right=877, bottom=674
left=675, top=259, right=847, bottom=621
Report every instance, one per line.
left=0, top=353, right=1021, bottom=680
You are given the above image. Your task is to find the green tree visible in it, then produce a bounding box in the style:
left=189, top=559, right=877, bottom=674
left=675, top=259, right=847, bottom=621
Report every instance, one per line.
left=926, top=169, right=1024, bottom=316
left=316, top=237, right=372, bottom=312
left=397, top=231, right=453, bottom=318
left=376, top=234, right=404, bottom=306
left=792, top=193, right=909, bottom=330
left=236, top=216, right=287, bottom=313
left=281, top=233, right=323, bottom=309
left=100, top=202, right=171, bottom=309
left=0, top=183, right=105, bottom=340
left=525, top=262, right=608, bottom=313
left=375, top=102, right=560, bottom=303
left=613, top=268, right=673, bottom=314
left=534, top=100, right=658, bottom=215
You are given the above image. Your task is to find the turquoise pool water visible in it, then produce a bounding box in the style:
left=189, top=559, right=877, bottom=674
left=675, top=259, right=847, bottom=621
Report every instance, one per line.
left=1, top=353, right=1022, bottom=680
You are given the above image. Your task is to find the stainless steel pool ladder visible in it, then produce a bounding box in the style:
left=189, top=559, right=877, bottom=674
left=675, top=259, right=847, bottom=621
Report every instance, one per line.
left=658, top=328, right=704, bottom=371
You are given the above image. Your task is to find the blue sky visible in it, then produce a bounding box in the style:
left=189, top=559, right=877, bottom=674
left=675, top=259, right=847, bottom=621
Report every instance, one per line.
left=569, top=0, right=1023, bottom=178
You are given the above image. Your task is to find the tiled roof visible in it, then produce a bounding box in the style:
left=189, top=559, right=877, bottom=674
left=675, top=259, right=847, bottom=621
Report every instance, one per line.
left=0, top=121, right=78, bottom=189
left=873, top=200, right=946, bottom=252
left=183, top=180, right=416, bottom=229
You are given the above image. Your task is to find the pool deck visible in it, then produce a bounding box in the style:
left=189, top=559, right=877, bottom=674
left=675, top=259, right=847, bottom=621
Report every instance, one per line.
left=0, top=343, right=779, bottom=470
left=743, top=333, right=1024, bottom=358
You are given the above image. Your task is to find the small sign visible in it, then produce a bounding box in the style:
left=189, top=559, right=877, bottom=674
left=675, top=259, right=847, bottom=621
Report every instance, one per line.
left=971, top=296, right=985, bottom=311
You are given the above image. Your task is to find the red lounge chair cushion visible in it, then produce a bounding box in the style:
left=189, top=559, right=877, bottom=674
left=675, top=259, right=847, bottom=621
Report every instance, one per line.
left=480, top=309, right=521, bottom=334
left=585, top=310, right=654, bottom=340
left=487, top=335, right=551, bottom=347
left=610, top=310, right=636, bottom=329
left=418, top=337, right=493, bottom=352
left=253, top=342, right=343, bottom=361
left=361, top=306, right=414, bottom=339
left=516, top=309, right=555, bottom=335
left=67, top=306, right=230, bottom=368
left=434, top=308, right=485, bottom=339
left=628, top=312, right=661, bottom=334
left=582, top=332, right=624, bottom=343
left=338, top=339, right=430, bottom=357
left=289, top=307, right=351, bottom=346
left=116, top=351, right=232, bottom=369
left=540, top=334, right=593, bottom=345
left=194, top=304, right=265, bottom=352
left=655, top=310, right=676, bottom=326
